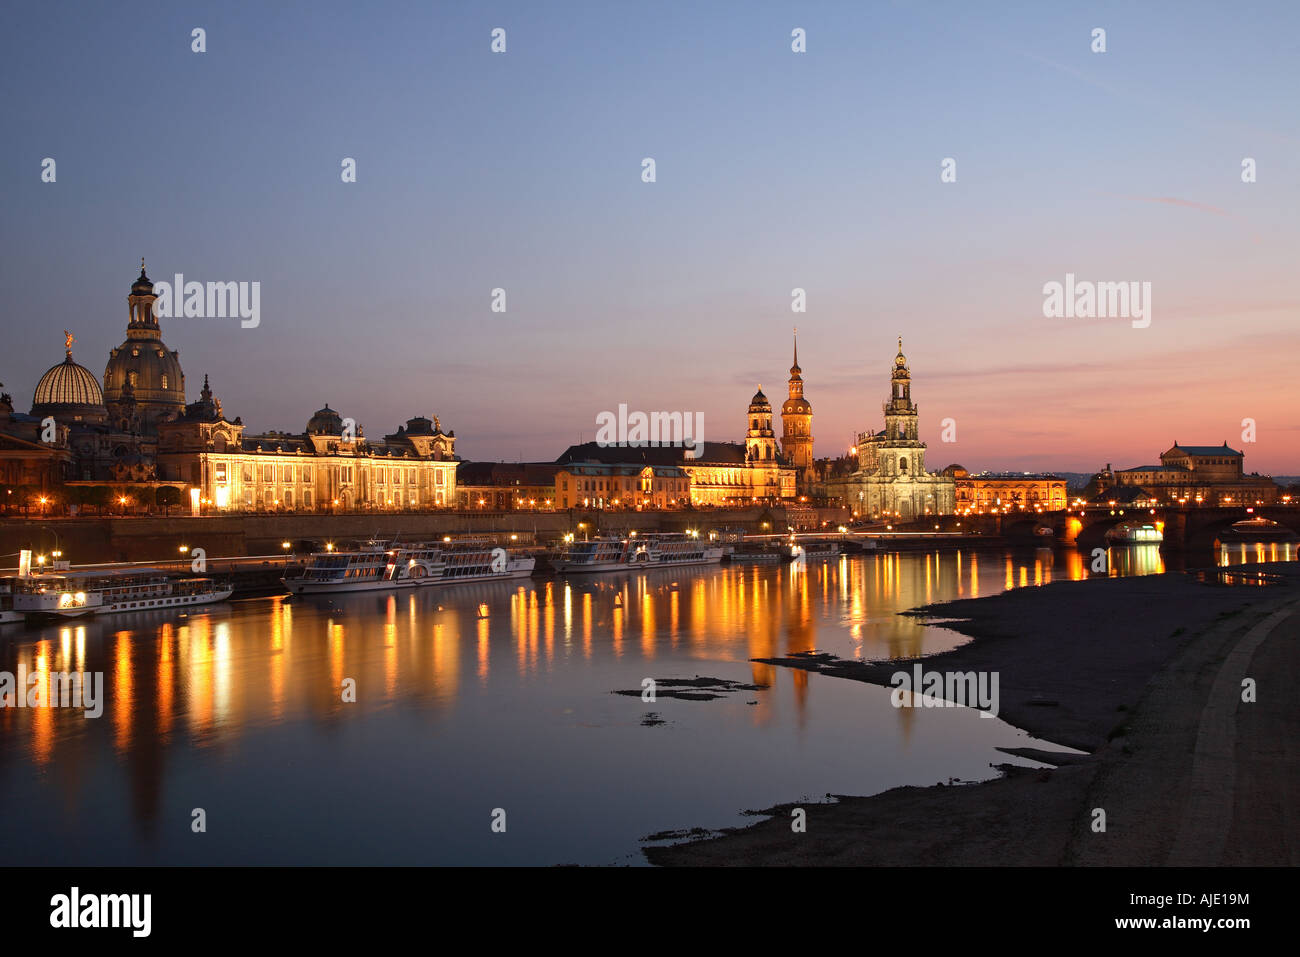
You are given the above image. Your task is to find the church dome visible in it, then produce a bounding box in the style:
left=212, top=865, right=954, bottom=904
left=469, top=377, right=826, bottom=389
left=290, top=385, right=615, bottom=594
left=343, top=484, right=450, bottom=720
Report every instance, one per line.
left=307, top=404, right=344, bottom=434
left=103, top=261, right=185, bottom=430
left=782, top=395, right=812, bottom=415
left=32, top=348, right=106, bottom=422
left=103, top=340, right=185, bottom=410
left=748, top=387, right=771, bottom=412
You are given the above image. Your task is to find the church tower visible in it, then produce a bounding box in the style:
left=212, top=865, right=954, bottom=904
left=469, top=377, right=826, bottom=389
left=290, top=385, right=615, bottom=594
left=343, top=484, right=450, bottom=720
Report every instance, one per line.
left=882, top=337, right=925, bottom=473
left=745, top=386, right=778, bottom=463
left=780, top=330, right=814, bottom=486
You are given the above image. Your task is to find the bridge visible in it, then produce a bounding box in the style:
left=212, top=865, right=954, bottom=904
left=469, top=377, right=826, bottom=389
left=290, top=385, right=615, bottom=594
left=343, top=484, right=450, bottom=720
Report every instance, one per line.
left=956, top=504, right=1300, bottom=551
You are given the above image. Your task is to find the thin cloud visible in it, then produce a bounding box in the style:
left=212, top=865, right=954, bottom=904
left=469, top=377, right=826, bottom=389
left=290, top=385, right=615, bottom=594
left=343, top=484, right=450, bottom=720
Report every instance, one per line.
left=1101, top=193, right=1236, bottom=219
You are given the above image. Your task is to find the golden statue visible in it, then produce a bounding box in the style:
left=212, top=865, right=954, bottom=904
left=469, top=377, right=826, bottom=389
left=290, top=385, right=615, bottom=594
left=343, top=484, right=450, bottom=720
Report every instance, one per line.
left=64, top=330, right=76, bottom=355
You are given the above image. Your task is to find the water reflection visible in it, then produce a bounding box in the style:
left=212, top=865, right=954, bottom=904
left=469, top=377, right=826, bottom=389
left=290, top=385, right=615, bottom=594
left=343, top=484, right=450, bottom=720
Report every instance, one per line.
left=1219, top=540, right=1297, bottom=567
left=0, top=542, right=1286, bottom=864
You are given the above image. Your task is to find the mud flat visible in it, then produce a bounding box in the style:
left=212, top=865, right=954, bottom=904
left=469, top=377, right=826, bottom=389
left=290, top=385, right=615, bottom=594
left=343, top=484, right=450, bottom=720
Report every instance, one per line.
left=646, top=564, right=1300, bottom=866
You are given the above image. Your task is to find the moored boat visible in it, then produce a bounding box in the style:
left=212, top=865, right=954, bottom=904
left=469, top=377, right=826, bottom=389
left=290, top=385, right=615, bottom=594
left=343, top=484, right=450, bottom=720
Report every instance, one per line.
left=282, top=539, right=533, bottom=595
left=10, top=567, right=231, bottom=621
left=553, top=533, right=723, bottom=574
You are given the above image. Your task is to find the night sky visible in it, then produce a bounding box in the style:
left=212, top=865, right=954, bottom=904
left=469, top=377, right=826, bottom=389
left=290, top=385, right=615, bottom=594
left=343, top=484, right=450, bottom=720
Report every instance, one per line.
left=4, top=0, right=1297, bottom=472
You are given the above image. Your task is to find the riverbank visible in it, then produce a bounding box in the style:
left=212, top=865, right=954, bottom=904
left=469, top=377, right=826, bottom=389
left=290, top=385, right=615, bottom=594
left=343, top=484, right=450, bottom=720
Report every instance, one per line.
left=645, top=563, right=1300, bottom=866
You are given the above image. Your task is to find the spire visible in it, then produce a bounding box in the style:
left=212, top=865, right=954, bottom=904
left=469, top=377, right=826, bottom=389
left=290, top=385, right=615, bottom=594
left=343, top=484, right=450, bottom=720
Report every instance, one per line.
left=201, top=373, right=212, bottom=401
left=790, top=327, right=801, bottom=375
left=893, top=335, right=909, bottom=373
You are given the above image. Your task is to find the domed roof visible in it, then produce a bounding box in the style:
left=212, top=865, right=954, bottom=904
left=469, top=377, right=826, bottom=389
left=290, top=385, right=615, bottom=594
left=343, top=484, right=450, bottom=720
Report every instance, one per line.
left=104, top=261, right=185, bottom=430
left=782, top=396, right=812, bottom=415
left=748, top=386, right=770, bottom=411
left=103, top=339, right=185, bottom=404
left=32, top=346, right=106, bottom=420
left=307, top=404, right=344, bottom=434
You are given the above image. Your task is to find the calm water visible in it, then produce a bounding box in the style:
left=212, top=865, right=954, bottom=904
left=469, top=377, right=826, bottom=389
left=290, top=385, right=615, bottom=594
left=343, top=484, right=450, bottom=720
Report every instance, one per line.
left=0, top=543, right=1290, bottom=865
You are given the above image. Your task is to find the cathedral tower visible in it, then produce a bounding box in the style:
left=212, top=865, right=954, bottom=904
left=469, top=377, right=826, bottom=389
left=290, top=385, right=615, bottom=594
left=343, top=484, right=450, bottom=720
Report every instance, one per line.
left=884, top=337, right=919, bottom=443
left=780, top=330, right=814, bottom=486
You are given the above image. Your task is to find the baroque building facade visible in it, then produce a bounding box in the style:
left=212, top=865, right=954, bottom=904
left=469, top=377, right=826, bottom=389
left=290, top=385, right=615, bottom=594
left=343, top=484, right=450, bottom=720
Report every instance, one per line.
left=825, top=339, right=955, bottom=519
left=3, top=263, right=462, bottom=511
left=555, top=384, right=796, bottom=507
left=942, top=465, right=1068, bottom=512
left=157, top=380, right=458, bottom=511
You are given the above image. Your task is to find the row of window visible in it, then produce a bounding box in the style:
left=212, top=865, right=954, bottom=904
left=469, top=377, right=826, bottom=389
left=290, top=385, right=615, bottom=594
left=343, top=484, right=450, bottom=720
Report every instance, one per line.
left=211, top=462, right=451, bottom=485
left=114, top=596, right=192, bottom=610
left=562, top=478, right=688, bottom=493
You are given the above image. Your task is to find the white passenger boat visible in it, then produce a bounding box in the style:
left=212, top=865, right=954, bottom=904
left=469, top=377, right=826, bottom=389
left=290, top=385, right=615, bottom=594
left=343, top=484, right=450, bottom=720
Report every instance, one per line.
left=553, top=534, right=724, bottom=574
left=786, top=541, right=842, bottom=561
left=281, top=540, right=534, bottom=595
left=9, top=568, right=231, bottom=621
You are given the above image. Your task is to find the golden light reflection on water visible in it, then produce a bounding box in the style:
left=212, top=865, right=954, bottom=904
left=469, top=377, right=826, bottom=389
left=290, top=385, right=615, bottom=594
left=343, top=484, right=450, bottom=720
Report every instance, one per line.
left=1219, top=541, right=1296, bottom=566
left=5, top=543, right=1293, bottom=813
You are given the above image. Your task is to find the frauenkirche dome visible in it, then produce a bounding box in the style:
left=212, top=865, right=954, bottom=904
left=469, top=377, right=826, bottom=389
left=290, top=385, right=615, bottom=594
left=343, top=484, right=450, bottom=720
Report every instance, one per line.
left=103, top=261, right=186, bottom=430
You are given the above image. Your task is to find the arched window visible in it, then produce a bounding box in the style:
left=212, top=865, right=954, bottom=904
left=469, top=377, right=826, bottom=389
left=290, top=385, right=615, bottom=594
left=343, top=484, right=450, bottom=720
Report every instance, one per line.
left=900, top=458, right=909, bottom=473
left=161, top=374, right=168, bottom=390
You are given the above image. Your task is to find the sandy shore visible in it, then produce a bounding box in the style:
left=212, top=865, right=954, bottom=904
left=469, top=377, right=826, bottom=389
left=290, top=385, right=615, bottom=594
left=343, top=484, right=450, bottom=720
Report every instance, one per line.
left=646, top=563, right=1300, bottom=866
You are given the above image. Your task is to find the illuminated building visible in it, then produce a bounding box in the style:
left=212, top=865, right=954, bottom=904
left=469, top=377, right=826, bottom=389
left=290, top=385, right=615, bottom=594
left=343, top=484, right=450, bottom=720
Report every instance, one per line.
left=943, top=466, right=1068, bottom=511
left=102, top=262, right=186, bottom=431
left=456, top=462, right=562, bottom=510
left=1087, top=443, right=1280, bottom=506
left=555, top=385, right=797, bottom=506
left=824, top=338, right=956, bottom=518
left=554, top=463, right=690, bottom=510
left=156, top=379, right=458, bottom=511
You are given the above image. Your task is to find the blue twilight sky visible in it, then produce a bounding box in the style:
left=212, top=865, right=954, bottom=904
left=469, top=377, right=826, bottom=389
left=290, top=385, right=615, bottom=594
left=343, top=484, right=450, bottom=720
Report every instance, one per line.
left=2, top=0, right=1298, bottom=472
